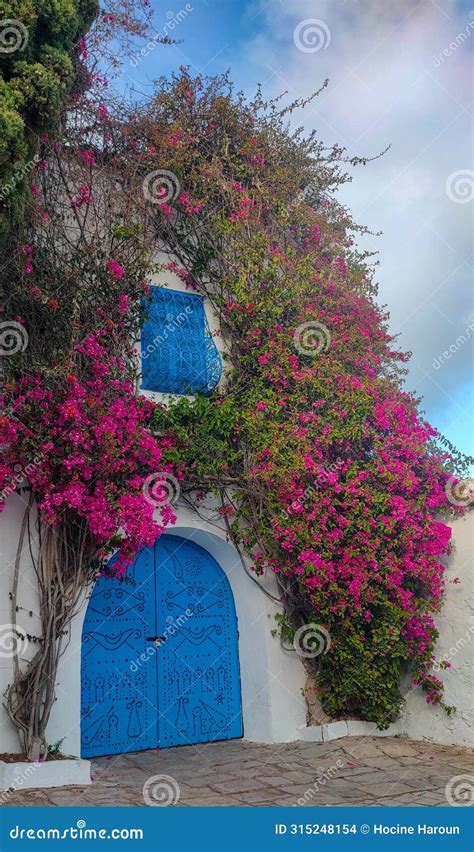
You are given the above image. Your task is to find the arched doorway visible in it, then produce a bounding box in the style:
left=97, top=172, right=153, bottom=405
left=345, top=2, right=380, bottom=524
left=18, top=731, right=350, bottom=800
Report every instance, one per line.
left=80, top=535, right=242, bottom=758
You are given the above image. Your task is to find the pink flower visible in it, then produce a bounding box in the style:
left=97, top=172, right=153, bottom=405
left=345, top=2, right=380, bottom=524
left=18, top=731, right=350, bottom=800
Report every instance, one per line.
left=107, top=260, right=125, bottom=279
left=81, top=150, right=95, bottom=168
left=333, top=255, right=348, bottom=276
left=118, top=294, right=130, bottom=315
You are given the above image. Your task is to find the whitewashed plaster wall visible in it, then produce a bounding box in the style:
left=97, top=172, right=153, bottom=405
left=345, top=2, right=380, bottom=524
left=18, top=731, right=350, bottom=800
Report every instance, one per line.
left=396, top=512, right=473, bottom=747
left=135, top=256, right=474, bottom=748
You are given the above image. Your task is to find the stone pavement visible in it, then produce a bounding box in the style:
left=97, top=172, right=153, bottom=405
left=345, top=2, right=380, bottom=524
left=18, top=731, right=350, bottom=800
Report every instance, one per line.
left=4, top=736, right=474, bottom=807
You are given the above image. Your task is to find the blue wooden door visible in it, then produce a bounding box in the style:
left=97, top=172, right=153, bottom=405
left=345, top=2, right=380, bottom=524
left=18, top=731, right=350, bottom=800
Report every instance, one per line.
left=81, top=548, right=158, bottom=758
left=155, top=536, right=243, bottom=748
left=81, top=536, right=242, bottom=757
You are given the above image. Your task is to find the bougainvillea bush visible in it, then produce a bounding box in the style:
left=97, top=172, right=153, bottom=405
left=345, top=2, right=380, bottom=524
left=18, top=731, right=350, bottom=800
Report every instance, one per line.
left=129, top=71, right=470, bottom=727
left=1, top=339, right=176, bottom=570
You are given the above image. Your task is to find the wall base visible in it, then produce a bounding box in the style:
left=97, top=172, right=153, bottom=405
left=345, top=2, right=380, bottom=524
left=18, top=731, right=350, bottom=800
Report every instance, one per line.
left=0, top=759, right=91, bottom=793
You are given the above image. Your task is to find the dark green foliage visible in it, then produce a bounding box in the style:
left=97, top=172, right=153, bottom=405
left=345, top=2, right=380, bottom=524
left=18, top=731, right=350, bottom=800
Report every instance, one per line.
left=0, top=0, right=98, bottom=238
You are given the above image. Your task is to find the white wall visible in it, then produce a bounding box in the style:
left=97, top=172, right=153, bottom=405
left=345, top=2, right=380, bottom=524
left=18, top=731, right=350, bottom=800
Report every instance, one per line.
left=397, top=512, right=473, bottom=746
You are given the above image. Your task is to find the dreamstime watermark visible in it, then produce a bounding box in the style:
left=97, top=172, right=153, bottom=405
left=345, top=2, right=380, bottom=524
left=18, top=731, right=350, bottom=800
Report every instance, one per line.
left=280, top=457, right=343, bottom=524
left=142, top=169, right=181, bottom=205
left=0, top=624, right=28, bottom=659
left=130, top=608, right=194, bottom=672
left=433, top=314, right=474, bottom=370
left=293, top=321, right=331, bottom=355
left=295, top=759, right=345, bottom=806
left=292, top=623, right=331, bottom=659
left=130, top=5, right=193, bottom=67
left=432, top=12, right=474, bottom=66
left=143, top=774, right=180, bottom=806
left=293, top=19, right=331, bottom=53
left=1, top=763, right=40, bottom=804
left=0, top=321, right=29, bottom=389
left=0, top=321, right=29, bottom=356
left=433, top=620, right=474, bottom=672
left=9, top=821, right=144, bottom=840
left=0, top=154, right=40, bottom=201
left=445, top=475, right=474, bottom=508
left=445, top=774, right=474, bottom=806
left=445, top=169, right=474, bottom=203
left=290, top=184, right=312, bottom=210
left=143, top=471, right=181, bottom=507
left=433, top=313, right=474, bottom=369
left=0, top=456, right=42, bottom=502
left=141, top=303, right=193, bottom=358
left=0, top=18, right=28, bottom=54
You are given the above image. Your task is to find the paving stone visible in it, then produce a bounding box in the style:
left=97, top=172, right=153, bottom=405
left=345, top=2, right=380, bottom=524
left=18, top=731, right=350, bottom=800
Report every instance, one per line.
left=329, top=786, right=376, bottom=801
left=175, top=775, right=227, bottom=788
left=271, top=771, right=316, bottom=784
left=3, top=790, right=53, bottom=807
left=6, top=736, right=473, bottom=808
left=268, top=760, right=314, bottom=774
left=439, top=758, right=474, bottom=773
left=379, top=741, right=420, bottom=757
left=396, top=755, right=433, bottom=767
left=227, top=760, right=269, bottom=771
left=209, top=778, right=273, bottom=794
left=357, top=780, right=417, bottom=797
left=177, top=785, right=221, bottom=799
left=378, top=794, right=434, bottom=806
left=293, top=792, right=347, bottom=806
left=252, top=774, right=298, bottom=786
left=356, top=755, right=402, bottom=769
left=237, top=789, right=292, bottom=804
left=181, top=796, right=242, bottom=807
left=342, top=742, right=383, bottom=758
left=327, top=771, right=382, bottom=786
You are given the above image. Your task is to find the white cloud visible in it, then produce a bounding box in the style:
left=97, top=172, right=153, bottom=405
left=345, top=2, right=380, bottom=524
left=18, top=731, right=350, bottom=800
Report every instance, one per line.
left=233, top=0, right=473, bottom=454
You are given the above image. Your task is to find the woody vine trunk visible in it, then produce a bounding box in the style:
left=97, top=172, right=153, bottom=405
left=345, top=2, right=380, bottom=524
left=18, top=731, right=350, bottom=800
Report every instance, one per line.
left=7, top=502, right=96, bottom=759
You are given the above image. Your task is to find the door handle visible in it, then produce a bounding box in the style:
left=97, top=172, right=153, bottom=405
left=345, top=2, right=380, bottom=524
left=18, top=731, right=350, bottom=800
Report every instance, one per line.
left=145, top=636, right=167, bottom=646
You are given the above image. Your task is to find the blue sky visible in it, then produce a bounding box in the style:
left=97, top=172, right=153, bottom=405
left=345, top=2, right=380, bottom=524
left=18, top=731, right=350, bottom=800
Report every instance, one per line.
left=118, top=0, right=473, bottom=460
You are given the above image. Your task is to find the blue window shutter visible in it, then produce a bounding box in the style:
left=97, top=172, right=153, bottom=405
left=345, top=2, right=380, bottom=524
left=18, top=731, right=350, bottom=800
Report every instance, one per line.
left=141, top=288, right=222, bottom=395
